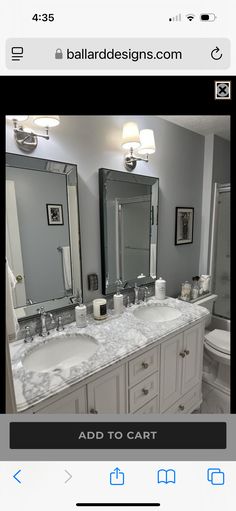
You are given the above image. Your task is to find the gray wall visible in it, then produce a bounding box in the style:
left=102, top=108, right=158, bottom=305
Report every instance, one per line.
left=212, top=135, right=230, bottom=184
left=7, top=167, right=70, bottom=303
left=6, top=116, right=205, bottom=300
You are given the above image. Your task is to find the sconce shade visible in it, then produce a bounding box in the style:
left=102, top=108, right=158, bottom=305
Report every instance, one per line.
left=121, top=122, right=140, bottom=149
left=6, top=115, right=29, bottom=121
left=138, top=129, right=155, bottom=155
left=33, top=115, right=60, bottom=127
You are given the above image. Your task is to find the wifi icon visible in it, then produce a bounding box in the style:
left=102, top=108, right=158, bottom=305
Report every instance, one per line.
left=186, top=14, right=195, bottom=21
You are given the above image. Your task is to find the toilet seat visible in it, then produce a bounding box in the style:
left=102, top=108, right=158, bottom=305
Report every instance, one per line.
left=205, top=329, right=230, bottom=356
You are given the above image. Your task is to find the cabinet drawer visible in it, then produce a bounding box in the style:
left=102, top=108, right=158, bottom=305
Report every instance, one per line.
left=133, top=396, right=159, bottom=414
left=129, top=373, right=159, bottom=412
left=129, top=346, right=159, bottom=387
left=164, top=384, right=202, bottom=414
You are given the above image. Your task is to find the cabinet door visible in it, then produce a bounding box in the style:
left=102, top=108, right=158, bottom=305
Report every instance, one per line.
left=182, top=324, right=204, bottom=394
left=160, top=333, right=183, bottom=412
left=87, top=365, right=126, bottom=414
left=37, top=386, right=87, bottom=414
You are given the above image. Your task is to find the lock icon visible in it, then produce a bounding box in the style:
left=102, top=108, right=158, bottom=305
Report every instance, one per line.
left=55, top=48, right=63, bottom=59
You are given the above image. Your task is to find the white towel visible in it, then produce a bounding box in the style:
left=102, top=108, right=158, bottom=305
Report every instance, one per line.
left=6, top=261, right=19, bottom=340
left=61, top=246, right=72, bottom=291
left=150, top=243, right=156, bottom=278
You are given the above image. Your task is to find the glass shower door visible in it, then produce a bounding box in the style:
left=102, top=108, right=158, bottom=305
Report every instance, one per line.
left=213, top=189, right=230, bottom=319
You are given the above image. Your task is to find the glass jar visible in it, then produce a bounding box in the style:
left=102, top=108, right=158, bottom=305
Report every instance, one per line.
left=181, top=281, right=191, bottom=301
left=199, top=275, right=211, bottom=295
left=191, top=283, right=199, bottom=300
left=191, top=276, right=199, bottom=300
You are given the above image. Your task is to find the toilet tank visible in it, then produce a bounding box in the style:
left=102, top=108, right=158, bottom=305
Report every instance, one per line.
left=196, top=294, right=218, bottom=327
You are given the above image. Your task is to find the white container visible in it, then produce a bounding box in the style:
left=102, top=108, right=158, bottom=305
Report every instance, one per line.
left=93, top=298, right=107, bottom=320
left=75, top=304, right=87, bottom=328
left=155, top=277, right=166, bottom=300
left=113, top=293, right=123, bottom=315
left=199, top=275, right=211, bottom=294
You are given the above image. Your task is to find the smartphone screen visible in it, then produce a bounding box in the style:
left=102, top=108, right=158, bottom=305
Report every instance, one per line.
left=1, top=1, right=234, bottom=510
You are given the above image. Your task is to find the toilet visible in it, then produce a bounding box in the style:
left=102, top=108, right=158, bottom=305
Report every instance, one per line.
left=204, top=329, right=230, bottom=366
left=196, top=294, right=230, bottom=413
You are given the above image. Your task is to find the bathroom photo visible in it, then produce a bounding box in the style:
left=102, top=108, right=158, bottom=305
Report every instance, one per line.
left=5, top=115, right=230, bottom=415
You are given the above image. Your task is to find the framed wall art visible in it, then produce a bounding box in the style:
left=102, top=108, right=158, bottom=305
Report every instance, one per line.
left=46, top=204, right=64, bottom=225
left=175, top=207, right=194, bottom=245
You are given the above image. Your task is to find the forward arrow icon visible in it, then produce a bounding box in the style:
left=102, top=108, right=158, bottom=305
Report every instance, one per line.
left=64, top=470, right=72, bottom=484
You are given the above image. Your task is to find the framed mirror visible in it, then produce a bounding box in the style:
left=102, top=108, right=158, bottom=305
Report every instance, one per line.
left=99, top=168, right=159, bottom=294
left=6, top=153, right=82, bottom=319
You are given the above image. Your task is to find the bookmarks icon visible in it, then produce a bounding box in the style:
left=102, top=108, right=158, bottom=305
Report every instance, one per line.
left=157, top=469, right=176, bottom=484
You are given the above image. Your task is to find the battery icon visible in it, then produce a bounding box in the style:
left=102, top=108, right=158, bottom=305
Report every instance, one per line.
left=200, top=13, right=217, bottom=21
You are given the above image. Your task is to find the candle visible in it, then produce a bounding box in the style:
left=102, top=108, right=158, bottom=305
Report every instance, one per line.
left=93, top=298, right=107, bottom=320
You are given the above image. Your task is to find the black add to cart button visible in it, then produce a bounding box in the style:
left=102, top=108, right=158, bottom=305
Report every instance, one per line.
left=10, top=422, right=226, bottom=449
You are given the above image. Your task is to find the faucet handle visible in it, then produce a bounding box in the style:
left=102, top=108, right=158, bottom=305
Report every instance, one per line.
left=37, top=306, right=45, bottom=315
left=24, top=326, right=33, bottom=343
left=48, top=313, right=56, bottom=326
left=56, top=316, right=64, bottom=332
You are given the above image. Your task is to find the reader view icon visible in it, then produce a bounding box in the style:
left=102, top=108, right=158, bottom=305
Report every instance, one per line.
left=157, top=469, right=176, bottom=484
left=207, top=468, right=225, bottom=485
left=110, top=467, right=125, bottom=486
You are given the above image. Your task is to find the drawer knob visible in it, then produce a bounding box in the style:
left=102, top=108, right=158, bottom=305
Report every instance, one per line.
left=142, top=388, right=149, bottom=395
left=179, top=404, right=185, bottom=411
left=184, top=349, right=190, bottom=355
left=142, top=362, right=149, bottom=369
left=179, top=352, right=186, bottom=358
left=90, top=408, right=98, bottom=414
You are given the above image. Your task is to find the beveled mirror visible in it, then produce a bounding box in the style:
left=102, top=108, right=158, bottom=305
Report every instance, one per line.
left=6, top=153, right=82, bottom=319
left=99, top=168, right=159, bottom=294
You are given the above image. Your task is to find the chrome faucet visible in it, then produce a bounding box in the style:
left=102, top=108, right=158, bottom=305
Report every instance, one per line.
left=143, top=286, right=149, bottom=302
left=37, top=307, right=55, bottom=337
left=134, top=283, right=140, bottom=305
left=56, top=316, right=64, bottom=332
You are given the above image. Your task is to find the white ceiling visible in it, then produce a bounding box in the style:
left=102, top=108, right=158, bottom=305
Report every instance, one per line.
left=158, top=116, right=230, bottom=141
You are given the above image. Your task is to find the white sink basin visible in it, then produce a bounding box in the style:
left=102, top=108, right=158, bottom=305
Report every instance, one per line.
left=133, top=305, right=182, bottom=323
left=22, top=333, right=98, bottom=372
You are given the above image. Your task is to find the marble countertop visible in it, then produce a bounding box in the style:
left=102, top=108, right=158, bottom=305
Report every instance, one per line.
left=10, top=297, right=209, bottom=412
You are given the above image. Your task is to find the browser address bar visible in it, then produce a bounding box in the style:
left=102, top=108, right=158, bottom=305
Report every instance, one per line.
left=6, top=38, right=230, bottom=69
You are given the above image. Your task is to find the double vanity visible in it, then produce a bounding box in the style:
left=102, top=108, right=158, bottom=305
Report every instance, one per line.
left=7, top=155, right=209, bottom=414
left=10, top=297, right=209, bottom=414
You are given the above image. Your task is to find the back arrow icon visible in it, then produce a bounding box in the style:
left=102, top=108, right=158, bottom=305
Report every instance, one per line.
left=13, top=469, right=22, bottom=484
left=64, top=470, right=72, bottom=483
left=211, top=46, right=223, bottom=60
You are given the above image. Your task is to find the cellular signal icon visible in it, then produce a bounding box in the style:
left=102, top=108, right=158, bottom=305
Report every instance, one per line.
left=169, top=13, right=182, bottom=22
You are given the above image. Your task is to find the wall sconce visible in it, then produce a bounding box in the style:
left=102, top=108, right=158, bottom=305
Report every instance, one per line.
left=121, top=122, right=156, bottom=171
left=6, top=115, right=60, bottom=153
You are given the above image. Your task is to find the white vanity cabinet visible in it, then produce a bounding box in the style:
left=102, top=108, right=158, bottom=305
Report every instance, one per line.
left=23, top=320, right=204, bottom=415
left=87, top=365, right=126, bottom=414
left=160, top=323, right=204, bottom=413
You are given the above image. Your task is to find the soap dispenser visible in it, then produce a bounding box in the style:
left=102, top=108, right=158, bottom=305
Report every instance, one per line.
left=75, top=290, right=87, bottom=328
left=155, top=277, right=166, bottom=300
left=113, top=280, right=124, bottom=315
